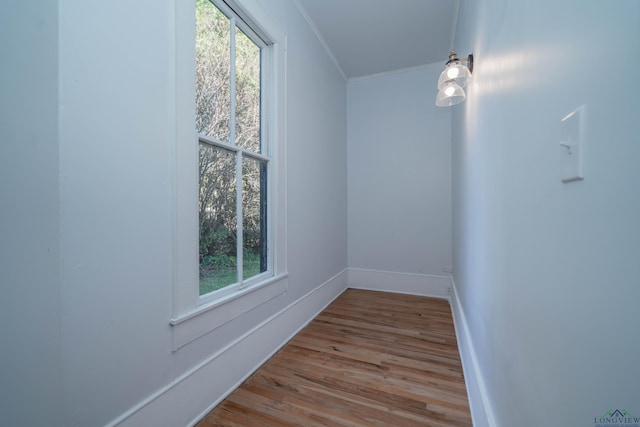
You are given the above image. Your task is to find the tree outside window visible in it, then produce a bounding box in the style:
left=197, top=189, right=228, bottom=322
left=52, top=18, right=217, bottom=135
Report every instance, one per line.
left=196, top=0, right=268, bottom=295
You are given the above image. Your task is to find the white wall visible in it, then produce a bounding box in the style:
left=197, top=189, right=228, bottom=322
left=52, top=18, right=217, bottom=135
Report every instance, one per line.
left=0, top=2, right=63, bottom=425
left=451, top=0, right=640, bottom=425
left=58, top=1, right=177, bottom=424
left=264, top=0, right=348, bottom=302
left=348, top=66, right=452, bottom=281
left=0, top=0, right=346, bottom=425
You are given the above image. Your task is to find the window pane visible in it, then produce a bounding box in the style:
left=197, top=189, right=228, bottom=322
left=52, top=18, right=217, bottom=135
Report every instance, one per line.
left=196, top=0, right=230, bottom=142
left=235, top=27, right=262, bottom=153
left=242, top=156, right=267, bottom=280
left=199, top=143, right=237, bottom=294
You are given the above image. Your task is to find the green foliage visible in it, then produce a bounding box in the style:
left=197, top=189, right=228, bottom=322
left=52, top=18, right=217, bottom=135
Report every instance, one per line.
left=202, top=254, right=234, bottom=269
left=198, top=251, right=261, bottom=295
left=199, top=268, right=236, bottom=295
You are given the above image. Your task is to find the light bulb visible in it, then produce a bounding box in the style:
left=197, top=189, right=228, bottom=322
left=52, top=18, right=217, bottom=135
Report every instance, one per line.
left=438, top=63, right=471, bottom=89
left=435, top=81, right=465, bottom=107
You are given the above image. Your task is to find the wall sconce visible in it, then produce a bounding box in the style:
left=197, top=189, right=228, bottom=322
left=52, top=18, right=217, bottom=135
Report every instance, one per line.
left=435, top=50, right=474, bottom=107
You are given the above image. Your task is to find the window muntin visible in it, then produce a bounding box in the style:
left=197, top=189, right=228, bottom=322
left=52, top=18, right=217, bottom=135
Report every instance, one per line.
left=196, top=0, right=271, bottom=298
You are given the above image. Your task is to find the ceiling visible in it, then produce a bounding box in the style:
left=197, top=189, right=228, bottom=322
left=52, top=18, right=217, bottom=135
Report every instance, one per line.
left=294, top=0, right=459, bottom=80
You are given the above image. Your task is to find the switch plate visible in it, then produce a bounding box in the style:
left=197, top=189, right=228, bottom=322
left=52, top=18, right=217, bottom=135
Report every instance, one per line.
left=560, top=106, right=585, bottom=183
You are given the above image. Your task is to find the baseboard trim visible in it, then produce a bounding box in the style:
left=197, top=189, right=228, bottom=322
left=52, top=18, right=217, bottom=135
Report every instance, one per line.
left=108, top=269, right=349, bottom=427
left=110, top=269, right=497, bottom=427
left=347, top=267, right=450, bottom=299
left=449, top=276, right=497, bottom=427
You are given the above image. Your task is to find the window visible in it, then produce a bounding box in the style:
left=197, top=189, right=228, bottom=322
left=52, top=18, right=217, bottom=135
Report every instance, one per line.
left=170, top=0, right=287, bottom=346
left=196, top=0, right=270, bottom=297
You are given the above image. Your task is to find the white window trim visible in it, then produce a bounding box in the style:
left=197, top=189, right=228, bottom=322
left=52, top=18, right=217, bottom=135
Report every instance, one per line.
left=171, top=0, right=287, bottom=350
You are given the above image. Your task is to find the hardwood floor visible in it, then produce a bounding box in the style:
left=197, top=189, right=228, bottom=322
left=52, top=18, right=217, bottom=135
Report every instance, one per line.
left=197, top=289, right=472, bottom=426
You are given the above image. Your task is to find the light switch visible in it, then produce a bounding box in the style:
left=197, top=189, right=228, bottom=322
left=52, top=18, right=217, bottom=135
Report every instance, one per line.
left=560, top=106, right=585, bottom=183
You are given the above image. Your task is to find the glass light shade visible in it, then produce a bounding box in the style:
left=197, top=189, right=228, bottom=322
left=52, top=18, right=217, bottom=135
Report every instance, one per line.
left=437, top=62, right=472, bottom=89
left=435, top=81, right=466, bottom=107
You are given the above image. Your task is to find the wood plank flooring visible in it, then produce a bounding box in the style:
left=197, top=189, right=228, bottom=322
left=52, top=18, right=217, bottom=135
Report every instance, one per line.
left=197, top=289, right=472, bottom=426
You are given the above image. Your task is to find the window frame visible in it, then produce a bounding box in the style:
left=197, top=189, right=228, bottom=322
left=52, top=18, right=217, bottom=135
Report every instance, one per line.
left=171, top=0, right=287, bottom=350
left=197, top=136, right=271, bottom=303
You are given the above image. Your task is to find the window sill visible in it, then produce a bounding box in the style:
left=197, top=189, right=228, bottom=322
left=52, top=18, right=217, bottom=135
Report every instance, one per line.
left=170, top=273, right=288, bottom=350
